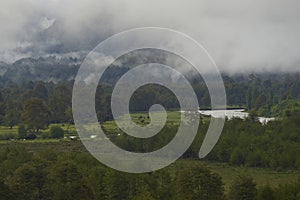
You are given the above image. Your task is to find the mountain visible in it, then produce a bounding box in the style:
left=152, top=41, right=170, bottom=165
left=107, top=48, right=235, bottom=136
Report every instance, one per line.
left=0, top=62, right=9, bottom=76
left=23, top=19, right=113, bottom=55
left=0, top=56, right=81, bottom=84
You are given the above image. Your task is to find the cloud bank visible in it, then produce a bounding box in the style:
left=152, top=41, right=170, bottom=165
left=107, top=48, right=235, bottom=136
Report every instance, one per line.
left=0, top=0, right=300, bottom=73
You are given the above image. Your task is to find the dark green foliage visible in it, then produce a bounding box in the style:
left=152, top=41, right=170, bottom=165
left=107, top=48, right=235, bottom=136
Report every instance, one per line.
left=204, top=112, right=300, bottom=170
left=0, top=144, right=299, bottom=199
left=0, top=181, right=15, bottom=200
left=22, top=98, right=49, bottom=133
left=26, top=133, right=37, bottom=140
left=0, top=72, right=300, bottom=126
left=3, top=109, right=20, bottom=129
left=48, top=84, right=72, bottom=123
left=31, top=82, right=48, bottom=101
left=229, top=174, right=257, bottom=200
left=274, top=178, right=300, bottom=200
left=175, top=164, right=225, bottom=200
left=0, top=68, right=299, bottom=199
left=11, top=161, right=48, bottom=200
left=48, top=159, right=92, bottom=200
left=49, top=126, right=64, bottom=139
left=257, top=184, right=275, bottom=200
left=0, top=147, right=224, bottom=200
left=230, top=148, right=246, bottom=166
left=17, top=124, right=27, bottom=139
left=0, top=147, right=33, bottom=178
left=131, top=186, right=155, bottom=200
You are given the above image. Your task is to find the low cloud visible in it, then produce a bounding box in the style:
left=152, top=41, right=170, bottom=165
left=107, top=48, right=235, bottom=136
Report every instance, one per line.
left=0, top=0, right=300, bottom=73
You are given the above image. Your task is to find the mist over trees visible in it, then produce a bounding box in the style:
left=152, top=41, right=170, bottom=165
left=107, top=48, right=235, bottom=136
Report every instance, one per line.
left=0, top=57, right=299, bottom=200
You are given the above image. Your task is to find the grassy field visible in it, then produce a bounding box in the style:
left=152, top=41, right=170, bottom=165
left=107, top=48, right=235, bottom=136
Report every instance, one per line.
left=0, top=111, right=187, bottom=139
left=0, top=126, right=18, bottom=134
left=0, top=123, right=77, bottom=140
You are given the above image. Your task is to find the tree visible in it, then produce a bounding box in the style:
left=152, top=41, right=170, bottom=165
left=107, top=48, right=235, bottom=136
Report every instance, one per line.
left=246, top=150, right=263, bottom=167
left=255, top=94, right=267, bottom=110
left=257, top=184, right=275, bottom=200
left=3, top=109, right=20, bottom=129
left=48, top=96, right=67, bottom=122
left=11, top=161, right=48, bottom=200
left=48, top=160, right=91, bottom=200
left=230, top=148, right=246, bottom=166
left=22, top=98, right=49, bottom=133
left=17, top=124, right=27, bottom=139
left=132, top=186, right=155, bottom=200
left=247, top=111, right=259, bottom=123
left=65, top=106, right=73, bottom=134
left=4, top=100, right=22, bottom=129
left=175, top=164, right=225, bottom=200
left=0, top=180, right=16, bottom=200
left=275, top=178, right=300, bottom=200
left=33, top=82, right=48, bottom=101
left=229, top=173, right=257, bottom=200
left=0, top=89, right=5, bottom=124
left=48, top=85, right=71, bottom=123
left=96, top=93, right=113, bottom=123
left=49, top=126, right=64, bottom=139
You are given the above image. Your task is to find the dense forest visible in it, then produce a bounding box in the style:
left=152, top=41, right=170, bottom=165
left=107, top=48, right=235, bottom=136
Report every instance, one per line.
left=0, top=76, right=299, bottom=199
left=1, top=69, right=300, bottom=130
left=0, top=56, right=300, bottom=199
left=0, top=143, right=299, bottom=200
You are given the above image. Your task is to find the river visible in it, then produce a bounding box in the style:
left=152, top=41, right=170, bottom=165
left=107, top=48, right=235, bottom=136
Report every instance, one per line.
left=198, top=109, right=275, bottom=124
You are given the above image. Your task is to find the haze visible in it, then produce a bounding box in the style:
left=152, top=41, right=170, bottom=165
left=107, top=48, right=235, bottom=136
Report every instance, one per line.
left=0, top=0, right=300, bottom=73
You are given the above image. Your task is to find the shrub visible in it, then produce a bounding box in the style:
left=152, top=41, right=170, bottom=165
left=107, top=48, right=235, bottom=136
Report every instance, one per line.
left=229, top=173, right=257, bottom=200
left=18, top=124, right=27, bottom=139
left=26, top=133, right=37, bottom=140
left=50, top=126, right=64, bottom=139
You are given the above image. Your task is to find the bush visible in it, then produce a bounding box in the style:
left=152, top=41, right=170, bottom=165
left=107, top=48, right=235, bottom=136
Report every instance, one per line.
left=50, top=126, right=64, bottom=139
left=0, top=133, right=16, bottom=140
left=275, top=179, right=300, bottom=200
left=229, top=173, right=257, bottom=200
left=175, top=164, right=225, bottom=200
left=257, top=184, right=275, bottom=200
left=230, top=148, right=246, bottom=166
left=26, top=133, right=37, bottom=140
left=18, top=124, right=27, bottom=139
left=40, top=131, right=51, bottom=139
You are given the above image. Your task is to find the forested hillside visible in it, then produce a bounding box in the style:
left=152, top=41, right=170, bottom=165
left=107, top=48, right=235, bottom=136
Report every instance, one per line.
left=0, top=56, right=300, bottom=200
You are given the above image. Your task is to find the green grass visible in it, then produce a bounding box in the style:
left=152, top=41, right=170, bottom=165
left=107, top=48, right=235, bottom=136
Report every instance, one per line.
left=101, top=111, right=181, bottom=134
left=0, top=140, right=85, bottom=152
left=0, top=126, right=18, bottom=134
left=0, top=111, right=182, bottom=138
left=0, top=126, right=18, bottom=140
left=0, top=123, right=77, bottom=136
left=0, top=123, right=77, bottom=142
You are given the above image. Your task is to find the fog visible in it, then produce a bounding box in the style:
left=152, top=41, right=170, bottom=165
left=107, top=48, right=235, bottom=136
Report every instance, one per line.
left=0, top=0, right=300, bottom=73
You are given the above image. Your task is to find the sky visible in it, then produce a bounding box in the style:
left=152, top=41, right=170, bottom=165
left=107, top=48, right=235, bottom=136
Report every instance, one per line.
left=0, top=0, right=300, bottom=73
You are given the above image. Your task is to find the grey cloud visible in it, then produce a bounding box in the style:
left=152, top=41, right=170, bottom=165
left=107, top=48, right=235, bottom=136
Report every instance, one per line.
left=0, top=0, right=299, bottom=73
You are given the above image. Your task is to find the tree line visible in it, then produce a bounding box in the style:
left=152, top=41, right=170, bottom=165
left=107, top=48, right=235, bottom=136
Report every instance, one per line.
left=1, top=72, right=300, bottom=129
left=0, top=146, right=299, bottom=200
left=105, top=111, right=300, bottom=170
